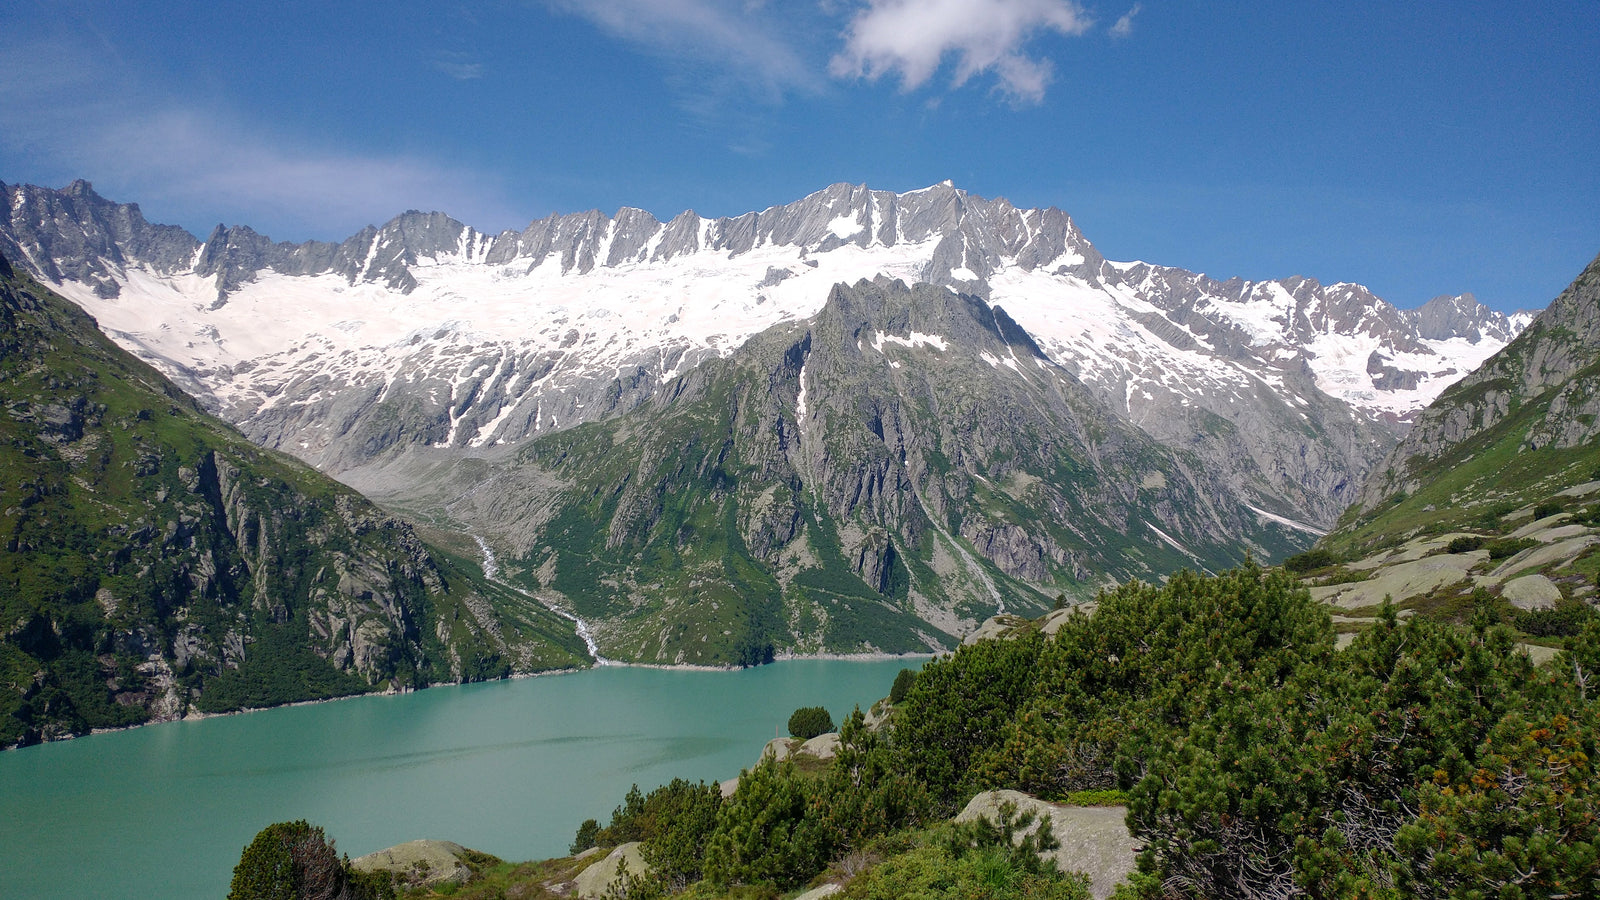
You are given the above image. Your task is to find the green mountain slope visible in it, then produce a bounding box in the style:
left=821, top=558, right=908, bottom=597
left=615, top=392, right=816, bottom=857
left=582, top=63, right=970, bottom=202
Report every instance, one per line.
left=384, top=278, right=1311, bottom=664
left=1328, top=252, right=1600, bottom=556
left=0, top=254, right=588, bottom=748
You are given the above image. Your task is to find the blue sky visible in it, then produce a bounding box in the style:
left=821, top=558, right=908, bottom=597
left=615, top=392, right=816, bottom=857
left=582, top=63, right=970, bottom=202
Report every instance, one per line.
left=1, top=1, right=1595, bottom=313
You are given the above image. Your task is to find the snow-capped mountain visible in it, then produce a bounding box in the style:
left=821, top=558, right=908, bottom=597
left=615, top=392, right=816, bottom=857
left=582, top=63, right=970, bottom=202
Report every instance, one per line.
left=0, top=179, right=1531, bottom=533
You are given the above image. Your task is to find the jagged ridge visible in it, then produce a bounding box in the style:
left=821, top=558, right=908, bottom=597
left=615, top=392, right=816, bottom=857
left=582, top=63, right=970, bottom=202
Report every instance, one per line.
left=0, top=254, right=588, bottom=748
left=408, top=278, right=1312, bottom=663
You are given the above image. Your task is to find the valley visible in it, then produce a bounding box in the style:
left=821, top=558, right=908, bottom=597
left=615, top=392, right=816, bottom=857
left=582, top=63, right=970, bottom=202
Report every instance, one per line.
left=3, top=182, right=1596, bottom=899
left=0, top=180, right=1535, bottom=669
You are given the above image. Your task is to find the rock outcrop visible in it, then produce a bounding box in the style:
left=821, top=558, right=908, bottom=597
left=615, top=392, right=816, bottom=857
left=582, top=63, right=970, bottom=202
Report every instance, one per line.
left=955, top=789, right=1138, bottom=900
left=1353, top=252, right=1600, bottom=513
left=2, top=179, right=1525, bottom=524
left=0, top=260, right=588, bottom=748
left=424, top=278, right=1322, bottom=663
left=350, top=840, right=477, bottom=888
left=574, top=842, right=652, bottom=900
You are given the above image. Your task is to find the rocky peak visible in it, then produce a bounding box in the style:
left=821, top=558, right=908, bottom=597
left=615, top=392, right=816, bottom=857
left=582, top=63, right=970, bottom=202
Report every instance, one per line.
left=0, top=179, right=198, bottom=296
left=1412, top=292, right=1515, bottom=343
left=1352, top=251, right=1600, bottom=512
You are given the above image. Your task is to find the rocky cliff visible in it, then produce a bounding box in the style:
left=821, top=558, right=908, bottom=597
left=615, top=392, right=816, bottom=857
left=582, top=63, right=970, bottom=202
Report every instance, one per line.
left=1352, top=252, right=1600, bottom=512
left=0, top=257, right=588, bottom=748
left=1330, top=251, right=1600, bottom=554
left=387, top=278, right=1313, bottom=663
left=1, top=180, right=1529, bottom=537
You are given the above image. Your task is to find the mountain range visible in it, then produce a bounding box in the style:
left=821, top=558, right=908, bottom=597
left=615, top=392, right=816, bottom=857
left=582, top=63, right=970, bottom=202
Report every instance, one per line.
left=0, top=253, right=588, bottom=747
left=0, top=179, right=1537, bottom=662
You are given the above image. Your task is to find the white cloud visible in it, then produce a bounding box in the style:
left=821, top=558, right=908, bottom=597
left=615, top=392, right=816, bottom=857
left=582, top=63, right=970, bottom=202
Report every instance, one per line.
left=830, top=0, right=1092, bottom=103
left=94, top=111, right=516, bottom=235
left=434, top=59, right=485, bottom=80
left=543, top=0, right=816, bottom=91
left=1111, top=3, right=1141, bottom=38
left=0, top=40, right=520, bottom=239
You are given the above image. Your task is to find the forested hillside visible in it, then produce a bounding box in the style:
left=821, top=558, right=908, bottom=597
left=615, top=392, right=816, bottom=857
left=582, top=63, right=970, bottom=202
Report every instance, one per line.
left=312, top=565, right=1596, bottom=899
left=0, top=254, right=588, bottom=747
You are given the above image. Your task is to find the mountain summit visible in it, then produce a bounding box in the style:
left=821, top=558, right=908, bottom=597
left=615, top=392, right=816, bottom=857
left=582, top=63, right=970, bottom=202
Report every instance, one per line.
left=0, top=178, right=1536, bottom=658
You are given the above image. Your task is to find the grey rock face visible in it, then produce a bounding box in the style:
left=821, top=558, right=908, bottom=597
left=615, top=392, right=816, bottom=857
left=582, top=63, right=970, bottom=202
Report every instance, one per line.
left=350, top=840, right=476, bottom=888
left=0, top=179, right=198, bottom=297
left=416, top=279, right=1319, bottom=662
left=0, top=268, right=589, bottom=747
left=1354, top=252, right=1600, bottom=511
left=1, top=179, right=1532, bottom=539
left=955, top=790, right=1138, bottom=900
left=1413, top=292, right=1522, bottom=343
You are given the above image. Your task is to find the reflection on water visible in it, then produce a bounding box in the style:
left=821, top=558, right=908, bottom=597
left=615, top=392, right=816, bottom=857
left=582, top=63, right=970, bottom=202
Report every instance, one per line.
left=0, top=658, right=918, bottom=900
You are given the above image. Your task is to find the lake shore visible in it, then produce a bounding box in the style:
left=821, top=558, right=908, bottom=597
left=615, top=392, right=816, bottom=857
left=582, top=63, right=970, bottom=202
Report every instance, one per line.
left=56, top=651, right=933, bottom=749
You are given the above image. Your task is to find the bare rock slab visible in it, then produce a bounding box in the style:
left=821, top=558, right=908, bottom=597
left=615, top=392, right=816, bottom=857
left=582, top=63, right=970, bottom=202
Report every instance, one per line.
left=575, top=842, right=652, bottom=900
left=1502, top=574, right=1562, bottom=611
left=350, top=839, right=474, bottom=887
left=800, top=732, right=841, bottom=759
left=956, top=789, right=1137, bottom=900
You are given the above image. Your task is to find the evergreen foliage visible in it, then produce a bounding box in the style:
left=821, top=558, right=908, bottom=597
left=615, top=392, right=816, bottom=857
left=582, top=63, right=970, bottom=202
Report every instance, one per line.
left=1283, top=548, right=1337, bottom=573
left=571, top=818, right=600, bottom=855
left=839, top=805, right=1091, bottom=900
left=787, top=706, right=834, bottom=740
left=704, top=757, right=824, bottom=889
left=592, top=779, right=725, bottom=888
left=576, top=562, right=1600, bottom=898
left=888, top=668, right=916, bottom=705
left=894, top=629, right=1045, bottom=804
left=1126, top=602, right=1600, bottom=898
left=227, top=820, right=393, bottom=900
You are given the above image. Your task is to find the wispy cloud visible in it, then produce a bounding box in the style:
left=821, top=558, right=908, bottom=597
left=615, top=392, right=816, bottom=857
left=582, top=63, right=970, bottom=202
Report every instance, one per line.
left=0, top=39, right=520, bottom=239
left=434, top=59, right=485, bottom=80
left=541, top=0, right=817, bottom=92
left=95, top=111, right=514, bottom=234
left=1111, top=3, right=1141, bottom=38
left=830, top=0, right=1093, bottom=103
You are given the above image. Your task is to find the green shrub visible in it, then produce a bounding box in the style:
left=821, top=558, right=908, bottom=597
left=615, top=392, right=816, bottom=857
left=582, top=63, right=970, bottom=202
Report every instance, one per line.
left=807, top=708, right=932, bottom=853
left=1486, top=537, right=1539, bottom=560
left=973, top=564, right=1334, bottom=801
left=1061, top=789, right=1129, bottom=806
left=597, top=778, right=722, bottom=864
left=228, top=820, right=392, bottom=900
left=704, top=758, right=823, bottom=889
left=787, top=706, right=834, bottom=739
left=580, top=566, right=1600, bottom=900
left=1446, top=535, right=1484, bottom=554
left=1511, top=599, right=1597, bottom=637
left=1534, top=499, right=1568, bottom=520
left=888, top=668, right=916, bottom=705
left=895, top=630, right=1045, bottom=803
left=841, top=809, right=1090, bottom=900
left=1282, top=548, right=1336, bottom=573
left=570, top=818, right=600, bottom=855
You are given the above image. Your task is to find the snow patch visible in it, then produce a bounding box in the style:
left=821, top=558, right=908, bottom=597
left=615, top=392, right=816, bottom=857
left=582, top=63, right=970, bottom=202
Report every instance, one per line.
left=827, top=214, right=863, bottom=240
left=872, top=330, right=950, bottom=353
left=1245, top=503, right=1328, bottom=537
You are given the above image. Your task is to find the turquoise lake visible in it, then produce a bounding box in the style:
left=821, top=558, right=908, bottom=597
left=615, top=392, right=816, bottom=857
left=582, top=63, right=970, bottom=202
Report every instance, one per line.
left=0, top=658, right=922, bottom=900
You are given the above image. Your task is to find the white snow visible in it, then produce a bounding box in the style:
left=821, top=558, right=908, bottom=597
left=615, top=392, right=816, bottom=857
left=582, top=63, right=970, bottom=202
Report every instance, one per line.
left=827, top=214, right=863, bottom=240
left=1146, top=521, right=1196, bottom=560
left=1244, top=503, right=1328, bottom=536
left=871, top=330, right=950, bottom=353
left=41, top=186, right=1524, bottom=460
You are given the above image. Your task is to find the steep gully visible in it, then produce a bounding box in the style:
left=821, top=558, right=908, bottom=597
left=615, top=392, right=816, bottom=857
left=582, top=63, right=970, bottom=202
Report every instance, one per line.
left=473, top=535, right=612, bottom=665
